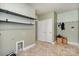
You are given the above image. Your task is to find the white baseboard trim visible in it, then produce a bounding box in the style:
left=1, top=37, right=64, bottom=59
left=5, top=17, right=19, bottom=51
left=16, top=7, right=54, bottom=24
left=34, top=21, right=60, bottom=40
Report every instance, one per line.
left=23, top=43, right=36, bottom=51
left=15, top=43, right=36, bottom=54
left=68, top=42, right=79, bottom=47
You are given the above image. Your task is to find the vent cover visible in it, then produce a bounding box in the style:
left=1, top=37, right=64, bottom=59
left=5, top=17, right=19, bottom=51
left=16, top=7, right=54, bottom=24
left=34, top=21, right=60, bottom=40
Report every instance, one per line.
left=16, top=40, right=24, bottom=53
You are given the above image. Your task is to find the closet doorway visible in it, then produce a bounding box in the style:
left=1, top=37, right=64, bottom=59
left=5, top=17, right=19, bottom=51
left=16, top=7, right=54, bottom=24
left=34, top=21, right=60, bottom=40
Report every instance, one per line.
left=37, top=19, right=54, bottom=43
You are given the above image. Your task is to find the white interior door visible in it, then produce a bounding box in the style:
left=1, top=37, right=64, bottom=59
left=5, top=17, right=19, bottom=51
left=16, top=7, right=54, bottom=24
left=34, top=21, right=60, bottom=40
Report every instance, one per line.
left=38, top=19, right=53, bottom=43
left=38, top=20, right=46, bottom=41
left=45, top=19, right=53, bottom=42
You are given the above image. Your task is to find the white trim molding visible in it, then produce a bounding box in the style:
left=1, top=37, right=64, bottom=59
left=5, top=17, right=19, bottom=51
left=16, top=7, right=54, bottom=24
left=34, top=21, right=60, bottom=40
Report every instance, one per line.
left=15, top=42, right=35, bottom=54
left=23, top=43, right=36, bottom=51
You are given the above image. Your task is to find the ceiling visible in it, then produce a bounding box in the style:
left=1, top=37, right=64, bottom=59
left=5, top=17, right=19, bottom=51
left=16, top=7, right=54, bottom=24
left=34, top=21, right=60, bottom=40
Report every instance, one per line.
left=29, top=3, right=79, bottom=15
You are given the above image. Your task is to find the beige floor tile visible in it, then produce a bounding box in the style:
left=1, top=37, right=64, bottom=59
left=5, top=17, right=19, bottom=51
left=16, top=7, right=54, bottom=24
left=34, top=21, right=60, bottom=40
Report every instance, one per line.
left=17, top=41, right=79, bottom=56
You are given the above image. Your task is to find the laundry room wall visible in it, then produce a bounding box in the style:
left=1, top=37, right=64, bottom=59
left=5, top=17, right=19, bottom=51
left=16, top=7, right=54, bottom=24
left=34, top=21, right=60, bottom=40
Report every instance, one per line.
left=0, top=12, right=35, bottom=56
left=57, top=9, right=79, bottom=44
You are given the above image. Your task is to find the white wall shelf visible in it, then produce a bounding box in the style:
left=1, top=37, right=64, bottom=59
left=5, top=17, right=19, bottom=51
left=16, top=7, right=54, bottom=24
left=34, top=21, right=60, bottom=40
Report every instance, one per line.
left=0, top=11, right=35, bottom=25
left=0, top=20, right=34, bottom=25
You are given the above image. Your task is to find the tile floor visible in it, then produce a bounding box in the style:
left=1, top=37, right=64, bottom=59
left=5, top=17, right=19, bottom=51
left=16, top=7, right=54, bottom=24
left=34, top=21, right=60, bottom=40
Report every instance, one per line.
left=17, top=41, right=79, bottom=56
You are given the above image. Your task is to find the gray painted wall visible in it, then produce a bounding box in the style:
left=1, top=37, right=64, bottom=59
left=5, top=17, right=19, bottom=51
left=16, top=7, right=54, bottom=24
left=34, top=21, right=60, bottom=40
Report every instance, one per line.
left=78, top=9, right=79, bottom=44
left=57, top=9, right=79, bottom=44
left=54, top=12, right=57, bottom=41
left=57, top=21, right=78, bottom=43
left=0, top=12, right=35, bottom=56
left=38, top=11, right=54, bottom=20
